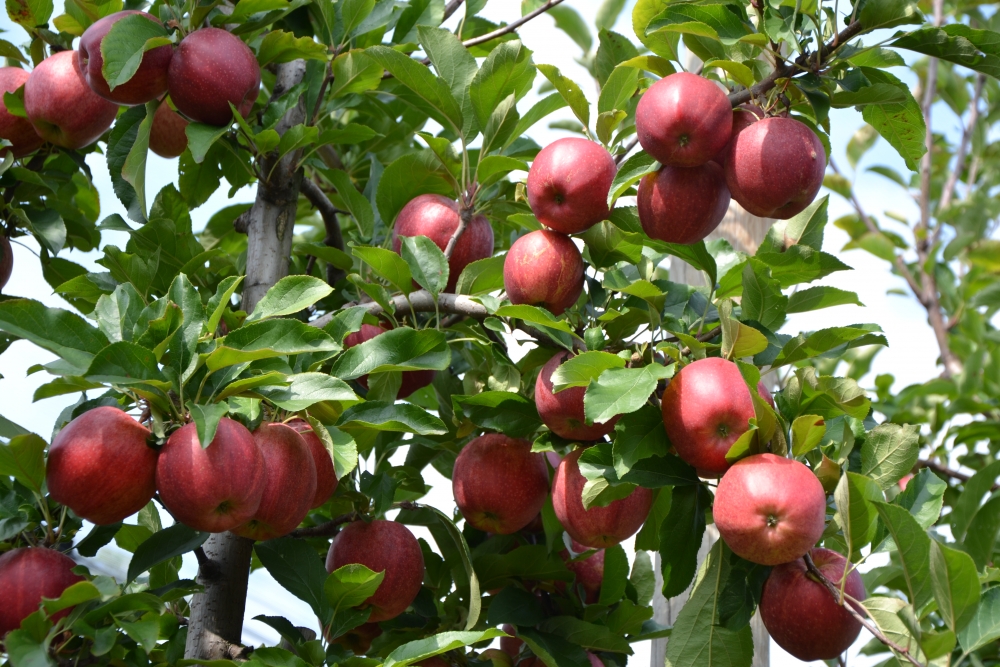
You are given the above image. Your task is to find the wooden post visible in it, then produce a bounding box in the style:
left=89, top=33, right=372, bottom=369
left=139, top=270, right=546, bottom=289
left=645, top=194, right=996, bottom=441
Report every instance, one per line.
left=650, top=200, right=773, bottom=667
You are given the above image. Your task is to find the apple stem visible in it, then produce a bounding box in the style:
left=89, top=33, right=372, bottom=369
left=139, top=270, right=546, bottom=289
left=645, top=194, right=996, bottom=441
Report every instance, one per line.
left=288, top=512, right=358, bottom=538
left=803, top=552, right=926, bottom=667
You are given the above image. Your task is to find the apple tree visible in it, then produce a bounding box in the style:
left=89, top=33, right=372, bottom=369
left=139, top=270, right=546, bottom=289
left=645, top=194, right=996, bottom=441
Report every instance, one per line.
left=0, top=0, right=998, bottom=666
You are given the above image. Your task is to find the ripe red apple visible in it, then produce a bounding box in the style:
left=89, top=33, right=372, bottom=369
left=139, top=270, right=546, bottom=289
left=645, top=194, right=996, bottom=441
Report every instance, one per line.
left=637, top=162, right=731, bottom=245
left=155, top=418, right=266, bottom=533
left=325, top=519, right=424, bottom=622
left=149, top=100, right=188, bottom=158
left=552, top=448, right=654, bottom=548
left=0, top=235, right=12, bottom=291
left=526, top=137, right=616, bottom=234
left=46, top=406, right=157, bottom=525
left=392, top=194, right=494, bottom=293
left=0, top=67, right=42, bottom=157
left=503, top=230, right=583, bottom=315
left=713, top=105, right=763, bottom=166
left=24, top=50, right=119, bottom=149
left=760, top=547, right=866, bottom=661
left=166, top=28, right=260, bottom=126
left=724, top=116, right=826, bottom=219
left=452, top=434, right=549, bottom=534
left=500, top=624, right=523, bottom=657
left=78, top=11, right=172, bottom=105
left=535, top=351, right=618, bottom=441
left=713, top=453, right=827, bottom=565
left=0, top=547, right=83, bottom=636
left=560, top=539, right=604, bottom=603
left=635, top=72, right=732, bottom=167
left=660, top=357, right=774, bottom=477
left=231, top=423, right=316, bottom=541
left=343, top=323, right=435, bottom=398
left=288, top=418, right=338, bottom=508
left=328, top=621, right=381, bottom=654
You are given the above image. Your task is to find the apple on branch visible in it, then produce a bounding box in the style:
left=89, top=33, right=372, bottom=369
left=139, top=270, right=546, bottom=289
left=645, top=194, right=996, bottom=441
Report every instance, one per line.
left=0, top=547, right=84, bottom=637
left=167, top=28, right=261, bottom=126
left=149, top=99, right=189, bottom=158
left=637, top=161, right=731, bottom=245
left=0, top=68, right=43, bottom=157
left=635, top=72, right=732, bottom=167
left=78, top=11, right=173, bottom=106
left=526, top=137, right=617, bottom=234
left=288, top=418, right=338, bottom=508
left=535, top=351, right=618, bottom=441
left=503, top=229, right=584, bottom=315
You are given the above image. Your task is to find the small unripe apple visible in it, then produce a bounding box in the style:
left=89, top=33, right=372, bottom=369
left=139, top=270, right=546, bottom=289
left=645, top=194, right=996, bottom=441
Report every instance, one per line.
left=535, top=351, right=618, bottom=441
left=552, top=448, right=654, bottom=548
left=78, top=11, right=172, bottom=105
left=452, top=434, right=549, bottom=534
left=635, top=72, right=732, bottom=167
left=0, top=235, right=12, bottom=291
left=724, top=116, right=826, bottom=219
left=392, top=193, right=494, bottom=293
left=167, top=28, right=260, bottom=126
left=47, top=406, right=157, bottom=525
left=637, top=162, right=731, bottom=245
left=156, top=417, right=266, bottom=533
left=714, top=453, right=827, bottom=565
left=325, top=519, right=424, bottom=622
left=0, top=547, right=84, bottom=637
left=343, top=323, right=435, bottom=398
left=288, top=418, right=338, bottom=508
left=231, top=423, right=316, bottom=541
left=24, top=50, right=119, bottom=149
left=149, top=100, right=188, bottom=158
left=0, top=67, right=42, bottom=157
left=760, top=547, right=866, bottom=661
left=503, top=230, right=583, bottom=315
left=526, top=137, right=616, bottom=234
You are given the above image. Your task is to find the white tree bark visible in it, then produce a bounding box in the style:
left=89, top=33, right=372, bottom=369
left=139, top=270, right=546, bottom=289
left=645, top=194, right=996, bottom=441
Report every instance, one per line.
left=184, top=59, right=308, bottom=660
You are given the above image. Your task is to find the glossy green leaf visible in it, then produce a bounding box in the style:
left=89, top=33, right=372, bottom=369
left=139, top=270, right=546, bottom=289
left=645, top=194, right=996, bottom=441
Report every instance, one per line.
left=929, top=540, right=981, bottom=633
left=245, top=276, right=334, bottom=322
left=584, top=363, right=674, bottom=424
left=861, top=423, right=920, bottom=490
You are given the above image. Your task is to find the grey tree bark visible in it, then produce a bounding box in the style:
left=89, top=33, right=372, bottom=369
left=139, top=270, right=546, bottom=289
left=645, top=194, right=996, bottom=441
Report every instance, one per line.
left=651, top=200, right=773, bottom=667
left=184, top=59, right=309, bottom=660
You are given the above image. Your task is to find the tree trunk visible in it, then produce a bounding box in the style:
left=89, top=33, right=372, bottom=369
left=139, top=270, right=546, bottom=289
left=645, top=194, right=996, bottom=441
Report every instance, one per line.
left=184, top=59, right=308, bottom=660
left=651, top=200, right=772, bottom=667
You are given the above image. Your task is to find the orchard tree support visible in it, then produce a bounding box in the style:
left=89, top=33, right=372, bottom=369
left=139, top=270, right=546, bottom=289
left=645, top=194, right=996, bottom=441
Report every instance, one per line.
left=0, top=0, right=998, bottom=666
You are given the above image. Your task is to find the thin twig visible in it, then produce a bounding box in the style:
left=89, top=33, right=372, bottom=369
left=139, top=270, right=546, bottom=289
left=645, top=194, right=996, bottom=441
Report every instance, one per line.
left=301, top=178, right=348, bottom=285
left=289, top=513, right=357, bottom=538
left=462, top=0, right=567, bottom=48
left=938, top=73, right=985, bottom=213
left=916, top=459, right=1000, bottom=491
left=443, top=0, right=464, bottom=21
left=444, top=183, right=479, bottom=259
left=615, top=137, right=639, bottom=166
left=803, top=553, right=924, bottom=667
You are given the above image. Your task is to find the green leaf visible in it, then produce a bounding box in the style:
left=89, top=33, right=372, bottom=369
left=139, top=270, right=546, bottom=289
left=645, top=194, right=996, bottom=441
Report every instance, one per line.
left=771, top=325, right=886, bottom=368
left=858, top=0, right=923, bottom=30
left=496, top=305, right=575, bottom=333
left=965, top=496, right=1000, bottom=571
left=455, top=255, right=505, bottom=295
left=469, top=40, right=535, bottom=129
left=612, top=404, right=669, bottom=477
left=741, top=259, right=787, bottom=332
left=0, top=299, right=108, bottom=372
left=100, top=14, right=169, bottom=90
left=511, top=93, right=568, bottom=144
left=786, top=286, right=864, bottom=313
left=895, top=468, right=946, bottom=529
left=215, top=372, right=288, bottom=401
left=538, top=616, right=631, bottom=653
left=0, top=433, right=46, bottom=494
left=86, top=341, right=168, bottom=386
left=584, top=364, right=674, bottom=424
left=536, top=64, right=590, bottom=132
left=873, top=502, right=932, bottom=609
left=366, top=45, right=464, bottom=132
left=207, top=320, right=339, bottom=372
left=339, top=0, right=375, bottom=37
left=323, top=168, right=374, bottom=240
left=547, top=4, right=592, bottom=52
left=330, top=327, right=450, bottom=379
left=255, top=537, right=333, bottom=622
left=167, top=274, right=205, bottom=382
left=517, top=627, right=590, bottom=667
left=607, top=152, right=658, bottom=207
left=256, top=373, right=358, bottom=411
left=186, top=401, right=230, bottom=448
left=861, top=423, right=920, bottom=490
left=664, top=540, right=754, bottom=667
left=598, top=65, right=639, bottom=115
left=107, top=105, right=148, bottom=223
left=929, top=540, right=981, bottom=633
left=382, top=630, right=506, bottom=667
left=6, top=0, right=53, bottom=30
left=958, top=585, right=1000, bottom=653
left=550, top=351, right=625, bottom=392
left=862, top=596, right=924, bottom=663
left=328, top=50, right=382, bottom=99
left=308, top=421, right=357, bottom=480
left=206, top=276, right=243, bottom=334
left=256, top=30, right=327, bottom=66
left=951, top=460, right=1000, bottom=541
left=185, top=123, right=230, bottom=164
left=126, top=524, right=208, bottom=584
left=399, top=235, right=448, bottom=296
left=488, top=587, right=546, bottom=626
left=324, top=562, right=384, bottom=611
left=337, top=401, right=447, bottom=435
left=375, top=151, right=456, bottom=227
left=245, top=276, right=334, bottom=323
left=453, top=392, right=541, bottom=439
left=859, top=68, right=926, bottom=172
left=834, top=471, right=883, bottom=559
left=660, top=485, right=709, bottom=598
left=892, top=25, right=1000, bottom=79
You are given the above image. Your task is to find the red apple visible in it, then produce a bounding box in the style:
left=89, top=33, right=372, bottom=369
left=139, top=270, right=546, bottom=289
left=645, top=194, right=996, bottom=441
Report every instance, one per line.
left=325, top=519, right=424, bottom=622
left=552, top=448, right=654, bottom=548
left=166, top=28, right=260, bottom=126
left=0, top=547, right=83, bottom=636
left=24, top=50, right=118, bottom=149
left=526, top=137, right=616, bottom=234
left=760, top=547, right=866, bottom=661
left=47, top=406, right=157, bottom=525
left=714, top=453, right=827, bottom=565
left=724, top=116, right=826, bottom=219
left=503, top=230, right=583, bottom=315
left=78, top=11, right=172, bottom=105
left=635, top=72, right=732, bottom=167
left=535, top=351, right=618, bottom=441
left=452, top=434, right=549, bottom=534
left=560, top=539, right=604, bottom=603
left=343, top=323, right=435, bottom=398
left=392, top=193, right=494, bottom=293
left=637, top=162, right=731, bottom=245
left=288, top=418, right=338, bottom=508
left=417, top=659, right=450, bottom=667
left=898, top=473, right=913, bottom=491
left=500, top=624, right=523, bottom=657
left=155, top=418, right=266, bottom=533
left=231, top=423, right=316, bottom=541
left=0, top=67, right=42, bottom=157
left=149, top=100, right=188, bottom=158
left=660, top=357, right=770, bottom=477
left=713, top=105, right=763, bottom=166
left=328, top=621, right=381, bottom=654
left=0, top=234, right=12, bottom=291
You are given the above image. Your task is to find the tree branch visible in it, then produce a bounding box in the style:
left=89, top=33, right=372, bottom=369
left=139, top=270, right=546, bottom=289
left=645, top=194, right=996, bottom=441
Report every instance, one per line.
left=443, top=0, right=464, bottom=21
left=461, top=0, right=567, bottom=48
left=312, top=290, right=489, bottom=327
left=290, top=512, right=356, bottom=538
left=938, top=73, right=985, bottom=213
left=444, top=183, right=478, bottom=259
left=916, top=459, right=1000, bottom=491
left=803, top=553, right=924, bottom=667
left=615, top=137, right=639, bottom=166
left=300, top=178, right=347, bottom=285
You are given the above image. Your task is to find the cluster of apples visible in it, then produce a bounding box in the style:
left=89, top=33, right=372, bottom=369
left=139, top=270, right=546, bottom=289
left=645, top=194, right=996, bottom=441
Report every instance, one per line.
left=44, top=407, right=336, bottom=541
left=0, top=11, right=260, bottom=159
left=661, top=357, right=866, bottom=662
